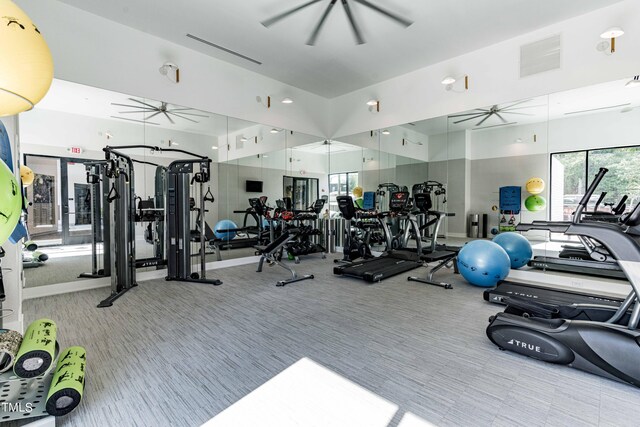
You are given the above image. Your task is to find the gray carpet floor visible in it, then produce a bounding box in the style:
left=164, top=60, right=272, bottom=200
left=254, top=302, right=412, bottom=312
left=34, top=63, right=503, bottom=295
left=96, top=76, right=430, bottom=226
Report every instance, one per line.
left=20, top=255, right=640, bottom=427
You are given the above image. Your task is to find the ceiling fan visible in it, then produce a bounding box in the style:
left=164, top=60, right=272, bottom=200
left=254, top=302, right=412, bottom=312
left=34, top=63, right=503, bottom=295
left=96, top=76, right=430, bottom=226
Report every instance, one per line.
left=261, top=0, right=413, bottom=46
left=448, top=99, right=543, bottom=127
left=111, top=98, right=209, bottom=124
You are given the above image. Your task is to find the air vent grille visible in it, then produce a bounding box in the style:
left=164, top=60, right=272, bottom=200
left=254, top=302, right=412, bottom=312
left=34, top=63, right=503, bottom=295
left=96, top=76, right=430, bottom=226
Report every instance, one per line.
left=520, top=34, right=561, bottom=78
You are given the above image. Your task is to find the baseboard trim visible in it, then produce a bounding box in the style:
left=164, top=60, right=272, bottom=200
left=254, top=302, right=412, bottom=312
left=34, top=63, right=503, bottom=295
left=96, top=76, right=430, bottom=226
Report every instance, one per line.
left=23, top=256, right=261, bottom=300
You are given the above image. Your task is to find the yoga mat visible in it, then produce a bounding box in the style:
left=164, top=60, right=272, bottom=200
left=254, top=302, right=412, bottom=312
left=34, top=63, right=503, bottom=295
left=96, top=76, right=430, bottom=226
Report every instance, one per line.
left=46, top=346, right=86, bottom=416
left=0, top=329, right=22, bottom=373
left=14, top=318, right=57, bottom=378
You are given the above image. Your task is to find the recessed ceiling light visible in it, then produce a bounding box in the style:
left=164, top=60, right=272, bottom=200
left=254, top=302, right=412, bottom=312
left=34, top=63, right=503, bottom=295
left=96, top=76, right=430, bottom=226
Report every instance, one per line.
left=382, top=130, right=390, bottom=135
left=366, top=99, right=378, bottom=106
left=441, top=76, right=456, bottom=85
left=281, top=97, right=294, bottom=104
left=270, top=128, right=279, bottom=133
left=240, top=136, right=248, bottom=142
left=263, top=155, right=269, bottom=158
left=211, top=146, right=218, bottom=150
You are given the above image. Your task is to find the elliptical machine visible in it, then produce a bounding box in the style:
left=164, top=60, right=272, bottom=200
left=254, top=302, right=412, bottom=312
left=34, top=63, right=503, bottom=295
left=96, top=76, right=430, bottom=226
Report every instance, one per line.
left=486, top=167, right=640, bottom=387
left=334, top=195, right=375, bottom=264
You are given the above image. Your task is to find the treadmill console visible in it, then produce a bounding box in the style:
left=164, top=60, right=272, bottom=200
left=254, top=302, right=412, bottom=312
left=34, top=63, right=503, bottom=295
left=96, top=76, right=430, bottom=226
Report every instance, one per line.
left=413, top=192, right=433, bottom=212
left=249, top=198, right=266, bottom=216
left=337, top=195, right=356, bottom=220
left=312, top=198, right=326, bottom=214
left=389, top=191, right=410, bottom=212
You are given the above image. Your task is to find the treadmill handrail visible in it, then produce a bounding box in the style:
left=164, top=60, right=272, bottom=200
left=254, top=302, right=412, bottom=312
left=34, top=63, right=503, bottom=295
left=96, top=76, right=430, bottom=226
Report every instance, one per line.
left=575, top=167, right=608, bottom=223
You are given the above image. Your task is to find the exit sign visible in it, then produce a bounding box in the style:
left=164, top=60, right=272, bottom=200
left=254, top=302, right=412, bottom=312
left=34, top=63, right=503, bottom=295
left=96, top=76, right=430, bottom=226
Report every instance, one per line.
left=68, top=146, right=83, bottom=154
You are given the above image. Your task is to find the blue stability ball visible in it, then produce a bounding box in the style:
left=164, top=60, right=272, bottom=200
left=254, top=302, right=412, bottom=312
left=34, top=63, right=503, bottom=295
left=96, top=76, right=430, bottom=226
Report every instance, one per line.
left=457, top=240, right=511, bottom=287
left=214, top=220, right=238, bottom=241
left=492, top=232, right=533, bottom=269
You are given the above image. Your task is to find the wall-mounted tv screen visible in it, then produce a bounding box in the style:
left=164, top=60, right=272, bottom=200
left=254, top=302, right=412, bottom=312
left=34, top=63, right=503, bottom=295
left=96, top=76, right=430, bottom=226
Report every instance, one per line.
left=246, top=180, right=263, bottom=193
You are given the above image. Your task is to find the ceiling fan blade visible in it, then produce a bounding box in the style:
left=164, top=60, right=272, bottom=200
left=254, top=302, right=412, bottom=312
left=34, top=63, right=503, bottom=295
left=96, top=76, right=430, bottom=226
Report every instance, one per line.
left=453, top=113, right=487, bottom=124
left=448, top=110, right=489, bottom=118
left=168, top=112, right=199, bottom=123
left=352, top=0, right=413, bottom=27
left=166, top=110, right=210, bottom=118
left=494, top=112, right=508, bottom=124
left=145, top=111, right=163, bottom=120
left=476, top=113, right=493, bottom=126
left=111, top=103, right=150, bottom=109
left=341, top=0, right=365, bottom=45
left=118, top=110, right=156, bottom=114
left=307, top=0, right=337, bottom=46
left=167, top=108, right=204, bottom=112
left=163, top=111, right=175, bottom=124
left=261, top=0, right=324, bottom=27
left=499, top=99, right=533, bottom=110
left=127, top=98, right=161, bottom=110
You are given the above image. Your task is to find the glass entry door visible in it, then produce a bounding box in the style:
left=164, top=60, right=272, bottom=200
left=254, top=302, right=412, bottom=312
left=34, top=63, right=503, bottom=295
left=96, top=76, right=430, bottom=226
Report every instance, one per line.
left=283, top=176, right=319, bottom=210
left=25, top=155, right=96, bottom=246
left=62, top=160, right=93, bottom=245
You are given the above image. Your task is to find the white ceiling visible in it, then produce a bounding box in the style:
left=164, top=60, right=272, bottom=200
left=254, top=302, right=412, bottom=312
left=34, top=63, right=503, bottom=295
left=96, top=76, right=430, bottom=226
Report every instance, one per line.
left=35, top=79, right=256, bottom=137
left=56, top=0, right=622, bottom=98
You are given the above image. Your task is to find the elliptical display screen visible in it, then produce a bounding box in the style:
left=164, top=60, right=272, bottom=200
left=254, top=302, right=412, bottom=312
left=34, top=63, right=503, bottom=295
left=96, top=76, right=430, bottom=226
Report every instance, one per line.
left=389, top=191, right=409, bottom=211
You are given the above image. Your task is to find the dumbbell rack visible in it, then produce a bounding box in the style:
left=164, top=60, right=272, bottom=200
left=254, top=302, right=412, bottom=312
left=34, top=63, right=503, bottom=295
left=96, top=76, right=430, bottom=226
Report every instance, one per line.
left=0, top=342, right=59, bottom=422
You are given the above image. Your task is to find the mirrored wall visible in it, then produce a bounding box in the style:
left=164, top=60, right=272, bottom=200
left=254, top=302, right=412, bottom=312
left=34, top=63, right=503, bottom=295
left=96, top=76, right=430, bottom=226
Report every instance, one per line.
left=17, top=75, right=640, bottom=289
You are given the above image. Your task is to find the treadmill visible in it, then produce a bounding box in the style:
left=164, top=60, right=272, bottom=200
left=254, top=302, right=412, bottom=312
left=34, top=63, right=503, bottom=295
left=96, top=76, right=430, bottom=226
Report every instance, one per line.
left=526, top=171, right=629, bottom=280
left=484, top=167, right=637, bottom=321
left=333, top=191, right=423, bottom=283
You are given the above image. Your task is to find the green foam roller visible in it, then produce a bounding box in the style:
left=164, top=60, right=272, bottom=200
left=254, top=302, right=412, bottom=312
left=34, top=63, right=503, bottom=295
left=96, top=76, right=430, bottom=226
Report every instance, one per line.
left=0, top=329, right=23, bottom=373
left=14, top=318, right=57, bottom=378
left=46, top=346, right=86, bottom=416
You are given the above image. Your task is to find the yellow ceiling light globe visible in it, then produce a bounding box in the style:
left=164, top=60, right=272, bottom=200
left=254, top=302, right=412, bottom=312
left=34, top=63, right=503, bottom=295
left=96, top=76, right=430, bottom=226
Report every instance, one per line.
left=0, top=0, right=53, bottom=117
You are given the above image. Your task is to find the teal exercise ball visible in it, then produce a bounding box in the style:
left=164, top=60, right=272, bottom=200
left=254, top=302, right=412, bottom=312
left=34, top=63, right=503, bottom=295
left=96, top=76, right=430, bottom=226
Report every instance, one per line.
left=214, top=220, right=237, bottom=241
left=457, top=240, right=511, bottom=287
left=493, top=232, right=532, bottom=269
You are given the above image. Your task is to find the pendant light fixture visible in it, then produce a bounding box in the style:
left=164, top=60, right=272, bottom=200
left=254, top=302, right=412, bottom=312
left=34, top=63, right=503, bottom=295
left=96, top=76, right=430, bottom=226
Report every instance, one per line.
left=0, top=0, right=53, bottom=116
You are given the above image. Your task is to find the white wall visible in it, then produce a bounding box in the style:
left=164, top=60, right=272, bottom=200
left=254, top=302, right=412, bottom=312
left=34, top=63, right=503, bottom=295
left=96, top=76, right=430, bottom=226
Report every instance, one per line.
left=330, top=0, right=640, bottom=138
left=17, top=0, right=331, bottom=137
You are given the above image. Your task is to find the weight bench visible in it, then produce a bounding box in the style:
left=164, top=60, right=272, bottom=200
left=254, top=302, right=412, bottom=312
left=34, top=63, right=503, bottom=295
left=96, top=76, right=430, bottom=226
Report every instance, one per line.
left=255, top=228, right=314, bottom=287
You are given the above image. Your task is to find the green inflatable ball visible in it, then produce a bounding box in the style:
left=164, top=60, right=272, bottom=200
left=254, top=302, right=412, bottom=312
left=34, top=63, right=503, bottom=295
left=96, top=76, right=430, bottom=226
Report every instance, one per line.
left=525, top=195, right=546, bottom=212
left=0, top=160, right=22, bottom=245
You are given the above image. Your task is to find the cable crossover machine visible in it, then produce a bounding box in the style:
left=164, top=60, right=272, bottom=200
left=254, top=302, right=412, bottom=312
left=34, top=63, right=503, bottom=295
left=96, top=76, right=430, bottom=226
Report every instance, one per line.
left=97, top=145, right=220, bottom=308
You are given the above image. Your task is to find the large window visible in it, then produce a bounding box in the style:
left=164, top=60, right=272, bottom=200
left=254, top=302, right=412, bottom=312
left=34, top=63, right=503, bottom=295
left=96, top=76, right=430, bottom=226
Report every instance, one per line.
left=328, top=172, right=359, bottom=215
left=551, top=146, right=640, bottom=233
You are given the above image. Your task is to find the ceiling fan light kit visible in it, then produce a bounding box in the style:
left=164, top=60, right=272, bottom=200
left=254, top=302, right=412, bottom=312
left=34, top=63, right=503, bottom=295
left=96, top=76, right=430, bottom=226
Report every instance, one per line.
left=261, top=0, right=413, bottom=46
